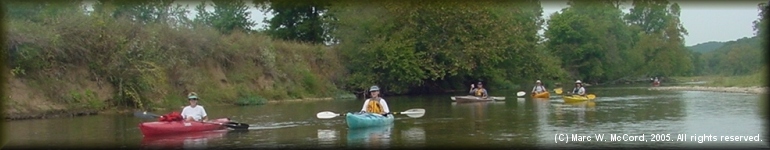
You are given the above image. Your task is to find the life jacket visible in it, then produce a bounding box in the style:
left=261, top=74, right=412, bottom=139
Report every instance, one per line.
left=158, top=111, right=184, bottom=122
left=365, top=98, right=384, bottom=114
left=475, top=88, right=485, bottom=96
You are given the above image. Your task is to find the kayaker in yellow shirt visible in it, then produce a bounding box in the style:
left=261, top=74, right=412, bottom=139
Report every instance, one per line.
left=469, top=82, right=489, bottom=98
left=360, top=86, right=392, bottom=116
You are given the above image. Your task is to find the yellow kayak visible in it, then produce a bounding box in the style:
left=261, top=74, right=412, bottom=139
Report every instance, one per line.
left=532, top=92, right=550, bottom=98
left=562, top=94, right=596, bottom=103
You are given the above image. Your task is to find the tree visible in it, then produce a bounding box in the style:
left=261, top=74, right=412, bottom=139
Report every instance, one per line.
left=753, top=2, right=769, bottom=37
left=5, top=0, right=84, bottom=23
left=331, top=1, right=550, bottom=93
left=625, top=0, right=691, bottom=77
left=194, top=0, right=255, bottom=34
left=255, top=0, right=332, bottom=44
left=92, top=0, right=190, bottom=27
left=545, top=0, right=634, bottom=83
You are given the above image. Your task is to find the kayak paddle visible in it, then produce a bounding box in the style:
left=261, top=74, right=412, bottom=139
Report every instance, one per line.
left=554, top=88, right=563, bottom=95
left=133, top=111, right=251, bottom=130
left=516, top=91, right=526, bottom=97
left=316, top=108, right=426, bottom=119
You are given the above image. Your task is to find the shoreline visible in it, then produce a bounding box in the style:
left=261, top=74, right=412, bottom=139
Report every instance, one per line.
left=647, top=86, right=767, bottom=95
left=4, top=97, right=336, bottom=121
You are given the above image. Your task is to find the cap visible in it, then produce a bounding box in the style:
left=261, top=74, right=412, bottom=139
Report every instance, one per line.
left=369, top=86, right=380, bottom=92
left=536, top=80, right=541, bottom=83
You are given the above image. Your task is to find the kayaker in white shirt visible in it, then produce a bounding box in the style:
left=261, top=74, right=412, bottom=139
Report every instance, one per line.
left=181, top=92, right=208, bottom=122
left=569, top=80, right=586, bottom=96
left=531, top=80, right=547, bottom=95
left=360, top=85, right=391, bottom=116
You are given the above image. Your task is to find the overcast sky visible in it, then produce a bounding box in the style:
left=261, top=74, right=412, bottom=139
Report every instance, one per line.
left=542, top=0, right=766, bottom=46
left=149, top=0, right=766, bottom=46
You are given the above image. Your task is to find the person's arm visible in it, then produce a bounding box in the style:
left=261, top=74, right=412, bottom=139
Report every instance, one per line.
left=180, top=107, right=189, bottom=119
left=360, top=99, right=370, bottom=112
left=200, top=107, right=208, bottom=122
left=578, top=87, right=586, bottom=95
left=380, top=99, right=390, bottom=115
left=532, top=86, right=536, bottom=93
left=483, top=89, right=489, bottom=98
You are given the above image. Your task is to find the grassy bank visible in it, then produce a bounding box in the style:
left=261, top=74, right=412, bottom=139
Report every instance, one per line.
left=669, top=70, right=766, bottom=87
left=4, top=8, right=352, bottom=119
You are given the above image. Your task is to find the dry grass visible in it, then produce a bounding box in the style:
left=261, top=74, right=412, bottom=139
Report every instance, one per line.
left=6, top=9, right=348, bottom=113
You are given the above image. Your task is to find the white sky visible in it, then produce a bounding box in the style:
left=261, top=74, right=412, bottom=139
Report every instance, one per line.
left=86, top=0, right=766, bottom=46
left=542, top=0, right=765, bottom=46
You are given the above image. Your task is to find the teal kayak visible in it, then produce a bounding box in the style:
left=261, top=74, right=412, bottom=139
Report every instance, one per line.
left=345, top=112, right=395, bottom=129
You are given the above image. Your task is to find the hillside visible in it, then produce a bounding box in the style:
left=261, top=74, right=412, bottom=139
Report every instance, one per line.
left=693, top=36, right=764, bottom=76
left=5, top=9, right=348, bottom=120
left=687, top=41, right=726, bottom=53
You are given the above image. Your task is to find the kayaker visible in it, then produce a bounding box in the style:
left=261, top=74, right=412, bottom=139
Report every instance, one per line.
left=531, top=80, right=548, bottom=95
left=469, top=82, right=488, bottom=98
left=181, top=92, right=208, bottom=122
left=570, top=80, right=586, bottom=96
left=360, top=86, right=392, bottom=116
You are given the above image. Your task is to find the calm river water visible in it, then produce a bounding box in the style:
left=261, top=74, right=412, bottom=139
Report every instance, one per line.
left=4, top=84, right=768, bottom=149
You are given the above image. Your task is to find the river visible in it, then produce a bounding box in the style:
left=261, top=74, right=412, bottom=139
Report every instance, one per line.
left=4, top=84, right=768, bottom=149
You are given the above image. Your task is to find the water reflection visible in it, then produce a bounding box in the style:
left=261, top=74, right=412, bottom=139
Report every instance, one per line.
left=140, top=130, right=228, bottom=149
left=346, top=125, right=393, bottom=149
left=317, top=129, right=339, bottom=146
left=533, top=98, right=550, bottom=126
left=400, top=127, right=425, bottom=146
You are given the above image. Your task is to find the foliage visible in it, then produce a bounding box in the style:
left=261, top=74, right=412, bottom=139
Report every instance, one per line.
left=696, top=37, right=764, bottom=76
left=625, top=0, right=692, bottom=77
left=687, top=41, right=725, bottom=53
left=255, top=0, right=333, bottom=44
left=330, top=0, right=555, bottom=94
left=545, top=0, right=635, bottom=83
left=194, top=0, right=256, bottom=34
left=5, top=1, right=345, bottom=110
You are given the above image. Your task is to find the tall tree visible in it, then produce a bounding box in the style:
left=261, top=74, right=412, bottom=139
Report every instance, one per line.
left=753, top=2, right=769, bottom=37
left=625, top=0, right=691, bottom=77
left=545, top=0, right=633, bottom=83
left=194, top=0, right=255, bottom=34
left=255, top=0, right=332, bottom=44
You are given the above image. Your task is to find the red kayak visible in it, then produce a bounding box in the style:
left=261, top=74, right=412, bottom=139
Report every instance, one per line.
left=139, top=118, right=231, bottom=136
left=140, top=130, right=228, bottom=149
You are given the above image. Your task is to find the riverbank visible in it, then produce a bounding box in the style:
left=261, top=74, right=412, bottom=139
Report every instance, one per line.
left=648, top=86, right=767, bottom=95
left=4, top=97, right=342, bottom=121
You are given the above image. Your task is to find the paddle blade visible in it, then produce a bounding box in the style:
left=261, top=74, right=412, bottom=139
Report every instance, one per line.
left=516, top=91, right=526, bottom=97
left=133, top=111, right=160, bottom=119
left=225, top=122, right=250, bottom=130
left=554, top=88, right=563, bottom=95
left=399, top=109, right=426, bottom=118
left=316, top=111, right=341, bottom=119
left=587, top=94, right=596, bottom=99
left=451, top=96, right=456, bottom=101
